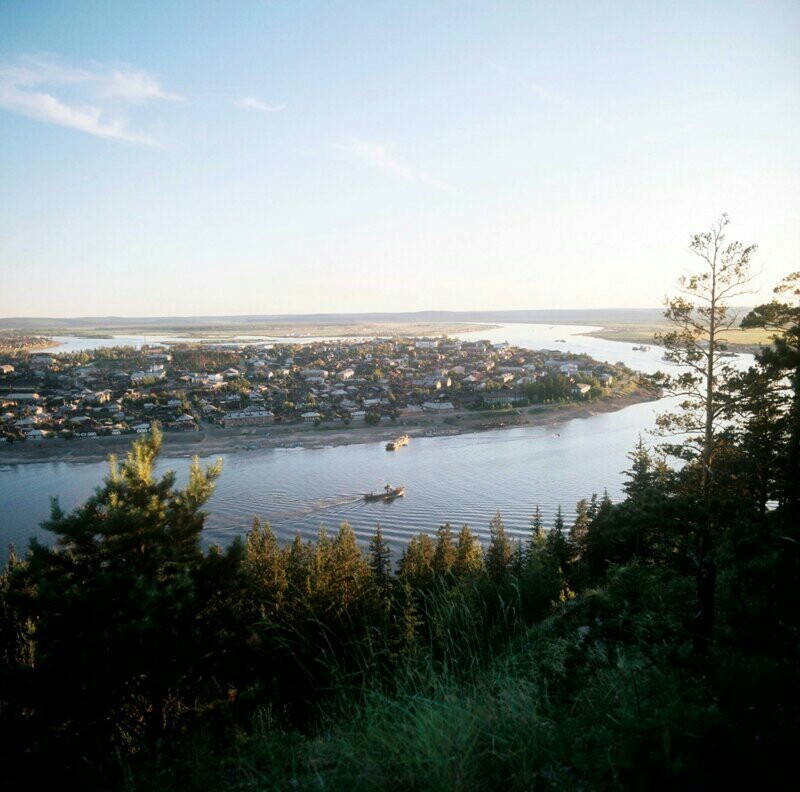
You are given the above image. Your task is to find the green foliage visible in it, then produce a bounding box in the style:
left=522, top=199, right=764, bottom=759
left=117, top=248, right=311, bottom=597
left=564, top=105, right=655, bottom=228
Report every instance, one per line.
left=653, top=214, right=757, bottom=487
left=0, top=429, right=236, bottom=780
left=453, top=524, right=484, bottom=579
left=485, top=510, right=516, bottom=581
left=432, top=522, right=456, bottom=576
left=523, top=372, right=574, bottom=403
left=368, top=523, right=392, bottom=598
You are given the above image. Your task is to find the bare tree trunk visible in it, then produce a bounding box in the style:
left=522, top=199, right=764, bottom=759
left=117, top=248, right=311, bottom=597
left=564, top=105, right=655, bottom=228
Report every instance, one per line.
left=696, top=237, right=718, bottom=657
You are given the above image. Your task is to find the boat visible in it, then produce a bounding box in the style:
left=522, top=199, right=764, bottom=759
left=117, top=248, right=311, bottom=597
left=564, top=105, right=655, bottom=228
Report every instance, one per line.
left=364, top=484, right=406, bottom=501
left=386, top=434, right=409, bottom=451
left=632, top=345, right=651, bottom=352
left=555, top=338, right=566, bottom=343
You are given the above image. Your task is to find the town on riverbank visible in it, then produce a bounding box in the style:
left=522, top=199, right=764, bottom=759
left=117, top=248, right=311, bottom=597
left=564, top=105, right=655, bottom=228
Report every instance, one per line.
left=0, top=334, right=655, bottom=460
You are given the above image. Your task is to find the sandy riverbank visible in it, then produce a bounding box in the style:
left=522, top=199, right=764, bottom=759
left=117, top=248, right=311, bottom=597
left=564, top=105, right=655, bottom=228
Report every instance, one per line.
left=579, top=324, right=770, bottom=355
left=0, top=389, right=658, bottom=465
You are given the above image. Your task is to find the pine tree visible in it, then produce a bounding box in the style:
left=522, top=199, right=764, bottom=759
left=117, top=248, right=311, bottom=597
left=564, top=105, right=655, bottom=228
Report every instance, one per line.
left=568, top=499, right=591, bottom=563
left=566, top=499, right=591, bottom=591
left=433, top=522, right=456, bottom=577
left=453, top=524, right=484, bottom=579
left=654, top=213, right=757, bottom=492
left=311, top=524, right=333, bottom=603
left=368, top=523, right=392, bottom=594
left=486, top=510, right=515, bottom=581
left=546, top=505, right=569, bottom=573
left=739, top=271, right=800, bottom=524
left=398, top=578, right=421, bottom=657
left=285, top=533, right=313, bottom=603
left=243, top=517, right=287, bottom=617
left=328, top=521, right=371, bottom=613
left=398, top=533, right=435, bottom=588
left=0, top=546, right=33, bottom=693
left=527, top=505, right=547, bottom=566
left=623, top=436, right=654, bottom=500
left=17, top=428, right=225, bottom=752
left=587, top=493, right=599, bottom=521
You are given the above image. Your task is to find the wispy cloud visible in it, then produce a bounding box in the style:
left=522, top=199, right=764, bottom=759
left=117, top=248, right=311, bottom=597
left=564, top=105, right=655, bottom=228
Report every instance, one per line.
left=482, top=56, right=570, bottom=109
left=333, top=139, right=454, bottom=192
left=235, top=95, right=286, bottom=113
left=0, top=55, right=182, bottom=145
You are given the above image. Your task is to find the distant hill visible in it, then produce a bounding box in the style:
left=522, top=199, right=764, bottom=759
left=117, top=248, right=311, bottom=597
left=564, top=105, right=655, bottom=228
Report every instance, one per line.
left=0, top=309, right=670, bottom=331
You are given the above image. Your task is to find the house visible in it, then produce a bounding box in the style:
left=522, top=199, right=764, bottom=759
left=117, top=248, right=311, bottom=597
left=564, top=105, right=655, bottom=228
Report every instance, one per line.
left=144, top=350, right=172, bottom=362
left=572, top=383, right=592, bottom=397
left=337, top=368, right=354, bottom=381
left=483, top=391, right=517, bottom=406
left=174, top=413, right=198, bottom=430
left=424, top=376, right=451, bottom=390
left=422, top=400, right=455, bottom=411
left=0, top=364, right=14, bottom=374
left=88, top=389, right=112, bottom=404
left=222, top=408, right=274, bottom=427
left=302, top=411, right=321, bottom=423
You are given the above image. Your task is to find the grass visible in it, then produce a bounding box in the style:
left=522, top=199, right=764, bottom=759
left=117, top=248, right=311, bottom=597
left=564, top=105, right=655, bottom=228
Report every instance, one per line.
left=584, top=322, right=775, bottom=350
left=124, top=567, right=742, bottom=791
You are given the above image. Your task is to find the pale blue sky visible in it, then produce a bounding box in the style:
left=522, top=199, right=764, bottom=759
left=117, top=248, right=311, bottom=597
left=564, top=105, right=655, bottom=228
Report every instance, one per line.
left=1, top=1, right=798, bottom=317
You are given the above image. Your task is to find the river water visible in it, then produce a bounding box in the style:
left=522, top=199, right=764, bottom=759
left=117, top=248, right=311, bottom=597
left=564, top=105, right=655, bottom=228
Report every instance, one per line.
left=44, top=332, right=354, bottom=354
left=0, top=324, right=749, bottom=558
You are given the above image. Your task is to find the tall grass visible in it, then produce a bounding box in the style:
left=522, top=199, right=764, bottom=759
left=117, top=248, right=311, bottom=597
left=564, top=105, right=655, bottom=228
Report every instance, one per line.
left=123, top=565, right=745, bottom=790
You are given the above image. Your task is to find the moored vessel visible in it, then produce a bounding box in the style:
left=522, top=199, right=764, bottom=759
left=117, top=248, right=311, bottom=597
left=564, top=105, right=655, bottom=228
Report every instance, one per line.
left=386, top=434, right=410, bottom=451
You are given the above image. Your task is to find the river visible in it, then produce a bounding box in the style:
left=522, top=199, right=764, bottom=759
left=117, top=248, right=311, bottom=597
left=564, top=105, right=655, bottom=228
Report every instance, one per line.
left=0, top=324, right=751, bottom=558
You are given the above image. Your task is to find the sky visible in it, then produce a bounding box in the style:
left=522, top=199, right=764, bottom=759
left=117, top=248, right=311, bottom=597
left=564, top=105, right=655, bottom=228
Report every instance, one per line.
left=1, top=0, right=799, bottom=318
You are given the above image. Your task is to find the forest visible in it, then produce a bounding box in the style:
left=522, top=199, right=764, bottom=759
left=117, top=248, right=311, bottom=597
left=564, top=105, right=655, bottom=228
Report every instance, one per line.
left=1, top=264, right=798, bottom=789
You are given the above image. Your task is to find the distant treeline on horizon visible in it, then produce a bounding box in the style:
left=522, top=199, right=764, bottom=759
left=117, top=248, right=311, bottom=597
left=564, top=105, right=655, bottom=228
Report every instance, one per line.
left=0, top=307, right=682, bottom=330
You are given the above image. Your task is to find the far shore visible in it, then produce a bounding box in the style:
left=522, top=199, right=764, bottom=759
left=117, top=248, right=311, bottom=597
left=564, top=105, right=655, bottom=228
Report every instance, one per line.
left=579, top=323, right=771, bottom=355
left=0, top=338, right=62, bottom=354
left=23, top=322, right=501, bottom=347
left=0, top=389, right=658, bottom=466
